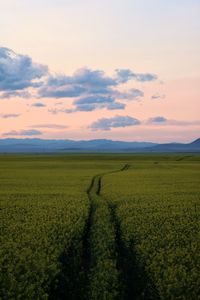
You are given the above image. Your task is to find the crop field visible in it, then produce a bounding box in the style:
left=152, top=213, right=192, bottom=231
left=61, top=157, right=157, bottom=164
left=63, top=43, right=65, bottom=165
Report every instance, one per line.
left=0, top=154, right=200, bottom=299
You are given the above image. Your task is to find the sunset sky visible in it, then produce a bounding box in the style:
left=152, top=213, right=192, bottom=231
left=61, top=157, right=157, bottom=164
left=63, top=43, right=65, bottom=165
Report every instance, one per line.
left=0, top=0, right=199, bottom=142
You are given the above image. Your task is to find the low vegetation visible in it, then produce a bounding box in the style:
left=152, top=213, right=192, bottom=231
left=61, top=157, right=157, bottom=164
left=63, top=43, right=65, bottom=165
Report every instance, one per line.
left=102, top=156, right=200, bottom=299
left=0, top=154, right=199, bottom=299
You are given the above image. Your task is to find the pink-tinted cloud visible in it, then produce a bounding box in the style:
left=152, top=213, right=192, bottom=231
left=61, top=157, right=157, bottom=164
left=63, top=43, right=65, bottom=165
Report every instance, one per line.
left=0, top=47, right=157, bottom=114
left=90, top=115, right=141, bottom=131
left=3, top=129, right=42, bottom=136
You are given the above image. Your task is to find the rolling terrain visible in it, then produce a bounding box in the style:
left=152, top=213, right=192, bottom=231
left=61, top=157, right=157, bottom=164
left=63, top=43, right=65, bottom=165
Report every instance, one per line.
left=0, top=138, right=200, bottom=153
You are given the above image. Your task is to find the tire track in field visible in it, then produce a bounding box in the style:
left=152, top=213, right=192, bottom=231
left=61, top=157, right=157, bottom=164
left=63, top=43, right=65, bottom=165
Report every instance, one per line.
left=86, top=163, right=159, bottom=300
left=82, top=164, right=130, bottom=299
left=106, top=203, right=159, bottom=299
left=104, top=166, right=160, bottom=300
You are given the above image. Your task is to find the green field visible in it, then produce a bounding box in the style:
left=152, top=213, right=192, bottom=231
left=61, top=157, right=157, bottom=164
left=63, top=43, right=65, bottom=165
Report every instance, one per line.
left=0, top=154, right=200, bottom=299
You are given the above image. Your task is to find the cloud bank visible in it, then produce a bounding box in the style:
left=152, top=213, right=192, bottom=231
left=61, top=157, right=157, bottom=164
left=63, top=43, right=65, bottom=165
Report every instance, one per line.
left=0, top=47, right=158, bottom=113
left=42, top=68, right=148, bottom=112
left=0, top=47, right=48, bottom=98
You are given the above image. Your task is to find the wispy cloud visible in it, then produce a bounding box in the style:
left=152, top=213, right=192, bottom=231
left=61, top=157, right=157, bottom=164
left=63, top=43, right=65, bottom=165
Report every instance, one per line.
left=39, top=83, right=86, bottom=98
left=71, top=95, right=125, bottom=112
left=116, top=89, right=144, bottom=100
left=30, top=124, right=68, bottom=129
left=3, top=129, right=42, bottom=136
left=0, top=90, right=32, bottom=99
left=48, top=108, right=69, bottom=114
left=90, top=115, right=141, bottom=131
left=31, top=102, right=46, bottom=107
left=148, top=116, right=167, bottom=123
left=151, top=94, right=165, bottom=100
left=0, top=113, right=20, bottom=118
left=90, top=116, right=200, bottom=131
left=116, top=69, right=157, bottom=83
left=147, top=116, right=200, bottom=126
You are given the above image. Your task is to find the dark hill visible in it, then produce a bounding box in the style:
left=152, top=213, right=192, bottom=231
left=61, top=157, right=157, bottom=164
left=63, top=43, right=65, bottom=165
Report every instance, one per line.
left=0, top=138, right=199, bottom=153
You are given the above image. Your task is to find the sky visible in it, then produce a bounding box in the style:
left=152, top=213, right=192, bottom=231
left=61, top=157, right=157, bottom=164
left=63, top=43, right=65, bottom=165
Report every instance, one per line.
left=0, top=0, right=200, bottom=142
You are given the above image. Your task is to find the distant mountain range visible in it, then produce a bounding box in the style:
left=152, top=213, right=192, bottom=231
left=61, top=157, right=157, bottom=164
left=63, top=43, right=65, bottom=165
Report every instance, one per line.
left=0, top=138, right=199, bottom=153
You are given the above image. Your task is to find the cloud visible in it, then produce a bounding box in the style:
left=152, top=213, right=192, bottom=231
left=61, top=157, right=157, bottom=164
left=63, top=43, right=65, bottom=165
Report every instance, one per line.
left=65, top=88, right=143, bottom=112
left=0, top=113, right=20, bottom=118
left=39, top=68, right=117, bottom=99
left=39, top=67, right=157, bottom=112
left=135, top=73, right=157, bottom=82
left=90, top=115, right=141, bottom=131
left=73, top=68, right=116, bottom=87
left=115, top=69, right=135, bottom=83
left=48, top=88, right=143, bottom=113
left=72, top=95, right=125, bottom=112
left=48, top=108, right=69, bottom=114
left=75, top=95, right=113, bottom=105
left=39, top=82, right=86, bottom=98
left=0, top=47, right=48, bottom=97
left=116, top=69, right=157, bottom=83
left=106, top=102, right=126, bottom=110
left=147, top=117, right=200, bottom=126
left=48, top=96, right=125, bottom=113
left=116, top=88, right=144, bottom=100
left=171, top=120, right=200, bottom=126
left=31, top=102, right=46, bottom=107
left=0, top=90, right=32, bottom=99
left=3, top=129, right=42, bottom=136
left=30, top=124, right=68, bottom=129
left=148, top=116, right=168, bottom=123
left=0, top=47, right=159, bottom=113
left=151, top=94, right=165, bottom=100
left=72, top=101, right=125, bottom=112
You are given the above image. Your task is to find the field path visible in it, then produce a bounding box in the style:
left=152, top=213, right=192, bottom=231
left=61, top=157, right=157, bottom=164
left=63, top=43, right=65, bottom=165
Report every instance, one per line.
left=88, top=163, right=130, bottom=196
left=83, top=163, right=159, bottom=300
left=82, top=164, right=130, bottom=299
